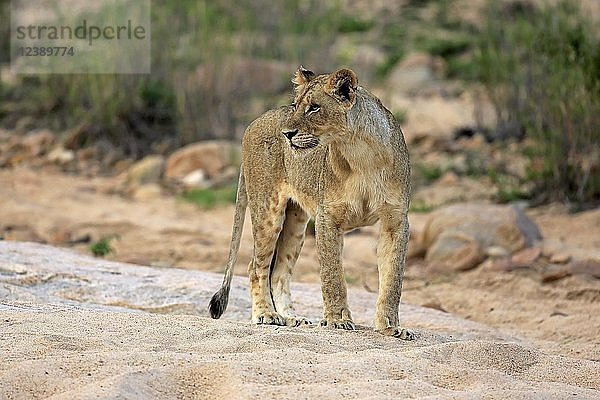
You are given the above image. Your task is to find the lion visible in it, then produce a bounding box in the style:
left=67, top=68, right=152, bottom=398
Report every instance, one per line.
left=209, top=66, right=414, bottom=339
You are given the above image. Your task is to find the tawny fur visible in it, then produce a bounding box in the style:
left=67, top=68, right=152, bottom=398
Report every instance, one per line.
left=209, top=67, right=414, bottom=339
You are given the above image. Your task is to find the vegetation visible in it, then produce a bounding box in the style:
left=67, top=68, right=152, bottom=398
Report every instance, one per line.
left=90, top=236, right=117, bottom=257
left=0, top=1, right=345, bottom=157
left=181, top=185, right=237, bottom=209
left=1, top=0, right=597, bottom=205
left=409, top=199, right=435, bottom=213
left=474, top=0, right=600, bottom=204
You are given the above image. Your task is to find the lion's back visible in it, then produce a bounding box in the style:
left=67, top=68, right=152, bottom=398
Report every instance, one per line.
left=241, top=106, right=292, bottom=188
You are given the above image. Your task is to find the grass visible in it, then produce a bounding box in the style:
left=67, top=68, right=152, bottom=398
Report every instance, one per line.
left=375, top=51, right=405, bottom=79
left=496, top=186, right=529, bottom=204
left=418, top=36, right=471, bottom=58
left=181, top=185, right=237, bottom=209
left=337, top=17, right=374, bottom=33
left=415, top=163, right=443, bottom=183
left=90, top=236, right=117, bottom=257
left=393, top=109, right=408, bottom=125
left=473, top=0, right=600, bottom=203
left=409, top=199, right=435, bottom=213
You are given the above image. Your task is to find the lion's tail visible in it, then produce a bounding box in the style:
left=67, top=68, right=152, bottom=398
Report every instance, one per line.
left=209, top=164, right=247, bottom=319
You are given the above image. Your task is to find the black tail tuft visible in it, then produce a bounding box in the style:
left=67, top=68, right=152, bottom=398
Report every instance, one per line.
left=209, top=286, right=230, bottom=319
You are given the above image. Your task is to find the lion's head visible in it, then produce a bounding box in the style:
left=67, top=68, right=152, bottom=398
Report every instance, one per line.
left=282, top=66, right=358, bottom=150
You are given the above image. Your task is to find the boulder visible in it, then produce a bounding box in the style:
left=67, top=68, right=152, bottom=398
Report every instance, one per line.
left=419, top=203, right=542, bottom=272
left=164, top=141, right=239, bottom=183
left=127, top=155, right=165, bottom=188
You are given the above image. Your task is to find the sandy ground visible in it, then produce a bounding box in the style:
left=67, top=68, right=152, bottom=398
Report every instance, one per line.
left=1, top=241, right=599, bottom=399
left=0, top=167, right=599, bottom=379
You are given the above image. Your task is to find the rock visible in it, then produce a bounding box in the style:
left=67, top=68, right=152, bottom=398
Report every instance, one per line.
left=131, top=183, right=163, bottom=200
left=425, top=231, right=483, bottom=271
left=479, top=257, right=513, bottom=272
left=20, top=129, right=56, bottom=157
left=127, top=155, right=165, bottom=188
left=1, top=241, right=595, bottom=399
left=541, top=265, right=572, bottom=283
left=165, top=141, right=239, bottom=182
left=181, top=169, right=208, bottom=189
left=485, top=246, right=510, bottom=258
left=569, top=259, right=600, bottom=279
left=47, top=146, right=75, bottom=165
left=412, top=177, right=495, bottom=208
left=418, top=203, right=542, bottom=272
left=511, top=247, right=542, bottom=267
left=550, top=252, right=571, bottom=264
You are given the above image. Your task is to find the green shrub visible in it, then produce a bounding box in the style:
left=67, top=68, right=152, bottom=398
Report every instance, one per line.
left=337, top=17, right=374, bottom=33
left=90, top=236, right=117, bottom=257
left=496, top=186, right=529, bottom=204
left=445, top=57, right=478, bottom=80
left=475, top=0, right=600, bottom=204
left=420, top=36, right=471, bottom=58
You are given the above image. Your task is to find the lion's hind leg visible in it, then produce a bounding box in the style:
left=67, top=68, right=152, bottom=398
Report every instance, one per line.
left=270, top=201, right=312, bottom=327
left=248, top=193, right=288, bottom=326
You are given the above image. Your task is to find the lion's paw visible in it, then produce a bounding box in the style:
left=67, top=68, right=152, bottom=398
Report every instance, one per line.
left=253, top=311, right=286, bottom=326
left=378, top=327, right=416, bottom=340
left=320, top=318, right=356, bottom=330
left=285, top=316, right=312, bottom=327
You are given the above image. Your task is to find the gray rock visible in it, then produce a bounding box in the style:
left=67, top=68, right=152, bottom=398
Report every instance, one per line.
left=165, top=140, right=239, bottom=182
left=419, top=203, right=542, bottom=272
left=0, top=242, right=597, bottom=399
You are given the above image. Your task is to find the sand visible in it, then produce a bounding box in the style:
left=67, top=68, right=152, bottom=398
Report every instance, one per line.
left=1, top=242, right=599, bottom=399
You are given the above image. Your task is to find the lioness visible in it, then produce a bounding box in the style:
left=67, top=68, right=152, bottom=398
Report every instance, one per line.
left=209, top=67, right=414, bottom=339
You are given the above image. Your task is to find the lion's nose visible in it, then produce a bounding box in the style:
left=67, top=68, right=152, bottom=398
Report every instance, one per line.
left=282, top=129, right=298, bottom=140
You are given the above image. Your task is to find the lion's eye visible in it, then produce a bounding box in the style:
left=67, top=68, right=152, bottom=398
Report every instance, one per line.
left=306, top=104, right=320, bottom=114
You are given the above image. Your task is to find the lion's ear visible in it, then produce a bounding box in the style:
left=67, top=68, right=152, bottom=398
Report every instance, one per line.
left=326, top=68, right=358, bottom=108
left=292, top=66, right=315, bottom=90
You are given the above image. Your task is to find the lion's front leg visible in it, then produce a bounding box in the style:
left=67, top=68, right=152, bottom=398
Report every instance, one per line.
left=315, top=209, right=355, bottom=330
left=375, top=204, right=415, bottom=340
